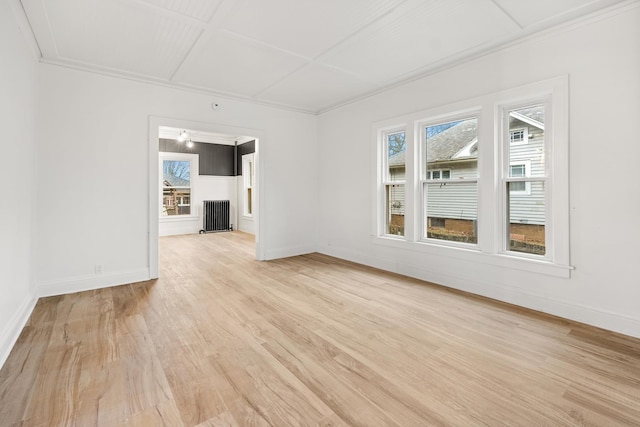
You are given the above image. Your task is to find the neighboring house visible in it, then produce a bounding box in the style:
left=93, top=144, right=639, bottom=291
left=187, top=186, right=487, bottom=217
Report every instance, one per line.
left=387, top=150, right=406, bottom=234
left=162, top=172, right=191, bottom=215
left=388, top=106, right=545, bottom=247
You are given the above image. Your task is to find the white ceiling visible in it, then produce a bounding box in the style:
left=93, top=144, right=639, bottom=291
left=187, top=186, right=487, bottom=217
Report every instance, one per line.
left=20, top=0, right=626, bottom=114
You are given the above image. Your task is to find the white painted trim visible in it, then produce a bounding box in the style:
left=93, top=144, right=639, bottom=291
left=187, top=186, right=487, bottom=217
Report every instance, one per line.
left=316, top=0, right=640, bottom=114
left=159, top=151, right=198, bottom=219
left=0, top=294, right=38, bottom=370
left=26, top=0, right=638, bottom=116
left=241, top=153, right=255, bottom=218
left=372, top=76, right=570, bottom=275
left=41, top=58, right=316, bottom=115
left=37, top=268, right=150, bottom=298
left=372, top=235, right=571, bottom=278
left=264, top=245, right=316, bottom=261
left=509, top=127, right=529, bottom=146
left=319, top=245, right=640, bottom=339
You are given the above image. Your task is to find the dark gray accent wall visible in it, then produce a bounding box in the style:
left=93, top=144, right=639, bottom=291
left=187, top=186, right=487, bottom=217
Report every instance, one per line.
left=160, top=138, right=235, bottom=176
left=236, top=140, right=256, bottom=176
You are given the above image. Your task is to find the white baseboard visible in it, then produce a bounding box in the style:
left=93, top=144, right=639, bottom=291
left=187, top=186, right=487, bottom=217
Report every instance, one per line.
left=319, top=245, right=640, bottom=339
left=0, top=294, right=37, bottom=370
left=264, top=244, right=316, bottom=261
left=0, top=268, right=150, bottom=370
left=37, top=268, right=150, bottom=298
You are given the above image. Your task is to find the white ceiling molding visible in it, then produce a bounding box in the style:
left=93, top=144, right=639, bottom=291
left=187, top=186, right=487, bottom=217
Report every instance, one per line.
left=18, top=0, right=635, bottom=114
left=159, top=126, right=252, bottom=145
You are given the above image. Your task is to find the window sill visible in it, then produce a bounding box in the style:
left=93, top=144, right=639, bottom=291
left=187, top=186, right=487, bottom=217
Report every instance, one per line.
left=372, top=236, right=573, bottom=278
left=159, top=215, right=199, bottom=223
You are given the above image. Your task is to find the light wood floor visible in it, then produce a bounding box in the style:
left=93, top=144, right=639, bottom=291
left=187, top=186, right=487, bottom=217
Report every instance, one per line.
left=1, top=232, right=639, bottom=426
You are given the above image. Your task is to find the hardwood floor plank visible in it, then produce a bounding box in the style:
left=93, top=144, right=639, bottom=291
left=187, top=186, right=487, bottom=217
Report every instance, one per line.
left=1, top=231, right=639, bottom=426
left=0, top=323, right=53, bottom=423
left=125, top=398, right=185, bottom=427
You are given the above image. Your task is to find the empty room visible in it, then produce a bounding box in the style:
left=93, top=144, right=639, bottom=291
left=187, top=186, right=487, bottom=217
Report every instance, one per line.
left=1, top=0, right=639, bottom=425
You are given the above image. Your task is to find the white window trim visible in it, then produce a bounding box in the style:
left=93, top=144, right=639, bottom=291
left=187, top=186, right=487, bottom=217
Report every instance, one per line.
left=509, top=127, right=528, bottom=145
left=378, top=126, right=410, bottom=239
left=372, top=76, right=571, bottom=278
left=242, top=153, right=255, bottom=218
left=419, top=113, right=480, bottom=247
left=159, top=152, right=199, bottom=221
left=499, top=99, right=549, bottom=261
left=426, top=169, right=452, bottom=180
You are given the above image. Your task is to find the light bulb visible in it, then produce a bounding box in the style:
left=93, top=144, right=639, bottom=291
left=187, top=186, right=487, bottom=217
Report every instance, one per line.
left=178, top=130, right=188, bottom=142
left=186, top=139, right=194, bottom=148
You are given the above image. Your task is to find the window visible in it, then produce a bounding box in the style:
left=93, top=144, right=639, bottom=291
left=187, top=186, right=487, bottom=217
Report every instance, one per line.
left=422, top=117, right=478, bottom=244
left=382, top=130, right=406, bottom=236
left=374, top=76, right=570, bottom=277
left=427, top=169, right=451, bottom=180
left=242, top=153, right=255, bottom=217
left=510, top=128, right=527, bottom=145
left=509, top=161, right=531, bottom=195
left=160, top=153, right=197, bottom=217
left=504, top=105, right=546, bottom=255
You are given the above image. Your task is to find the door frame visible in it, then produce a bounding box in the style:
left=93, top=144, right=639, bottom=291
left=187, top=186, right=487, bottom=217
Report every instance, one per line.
left=148, top=116, right=265, bottom=278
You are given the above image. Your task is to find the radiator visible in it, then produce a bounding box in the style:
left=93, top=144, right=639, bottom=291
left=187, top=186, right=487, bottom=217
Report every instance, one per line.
left=200, top=200, right=232, bottom=233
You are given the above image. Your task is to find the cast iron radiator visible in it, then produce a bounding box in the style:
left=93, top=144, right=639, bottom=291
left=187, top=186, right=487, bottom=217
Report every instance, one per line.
left=200, top=200, right=232, bottom=233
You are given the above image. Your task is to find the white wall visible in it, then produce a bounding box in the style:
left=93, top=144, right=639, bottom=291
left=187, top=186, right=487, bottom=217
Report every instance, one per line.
left=0, top=0, right=39, bottom=366
left=35, top=63, right=318, bottom=295
left=317, top=5, right=640, bottom=338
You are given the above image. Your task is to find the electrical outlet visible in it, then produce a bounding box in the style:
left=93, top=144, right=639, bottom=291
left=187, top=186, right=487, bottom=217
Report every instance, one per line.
left=95, top=264, right=103, bottom=274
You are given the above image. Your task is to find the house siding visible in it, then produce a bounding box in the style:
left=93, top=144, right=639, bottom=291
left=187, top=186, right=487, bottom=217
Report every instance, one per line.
left=388, top=168, right=406, bottom=217
left=508, top=121, right=545, bottom=226
left=389, top=120, right=544, bottom=228
left=425, top=164, right=477, bottom=221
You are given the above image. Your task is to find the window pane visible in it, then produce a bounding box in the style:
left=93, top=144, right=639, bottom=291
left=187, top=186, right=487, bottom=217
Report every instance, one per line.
left=163, top=160, right=190, bottom=186
left=509, top=105, right=544, bottom=177
left=510, top=181, right=526, bottom=192
left=162, top=188, right=191, bottom=216
left=510, top=164, right=525, bottom=177
left=425, top=182, right=477, bottom=244
left=508, top=181, right=545, bottom=255
left=387, top=132, right=406, bottom=181
left=426, top=117, right=478, bottom=179
left=162, top=160, right=191, bottom=216
left=510, top=129, right=525, bottom=143
left=386, top=184, right=404, bottom=236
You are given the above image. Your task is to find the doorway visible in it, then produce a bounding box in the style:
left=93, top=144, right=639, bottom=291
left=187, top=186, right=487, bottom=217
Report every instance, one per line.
left=148, top=117, right=264, bottom=279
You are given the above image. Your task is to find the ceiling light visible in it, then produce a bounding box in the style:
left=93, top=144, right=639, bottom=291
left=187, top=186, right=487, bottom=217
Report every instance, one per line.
left=178, top=130, right=188, bottom=142
left=186, top=138, right=194, bottom=148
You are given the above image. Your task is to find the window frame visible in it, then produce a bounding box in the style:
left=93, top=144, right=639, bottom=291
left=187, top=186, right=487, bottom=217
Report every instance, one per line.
left=500, top=99, right=551, bottom=260
left=159, top=152, right=199, bottom=220
left=419, top=112, right=480, bottom=247
left=509, top=127, right=528, bottom=145
left=242, top=153, right=255, bottom=218
left=373, top=76, right=571, bottom=278
left=426, top=169, right=451, bottom=180
left=378, top=126, right=408, bottom=238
